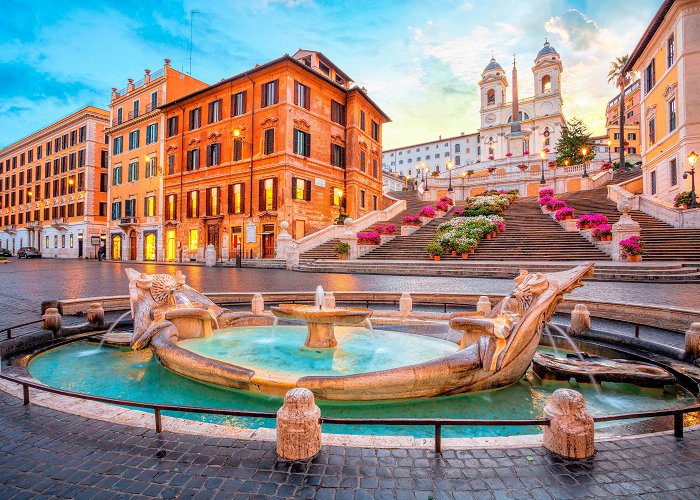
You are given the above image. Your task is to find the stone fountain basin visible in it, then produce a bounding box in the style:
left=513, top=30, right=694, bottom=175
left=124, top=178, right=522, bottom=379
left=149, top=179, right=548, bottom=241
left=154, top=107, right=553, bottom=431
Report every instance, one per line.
left=270, top=304, right=372, bottom=325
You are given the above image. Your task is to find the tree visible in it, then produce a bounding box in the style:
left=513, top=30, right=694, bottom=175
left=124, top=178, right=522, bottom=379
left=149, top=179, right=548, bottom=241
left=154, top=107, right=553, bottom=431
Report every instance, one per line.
left=608, top=55, right=632, bottom=170
left=555, top=118, right=595, bottom=166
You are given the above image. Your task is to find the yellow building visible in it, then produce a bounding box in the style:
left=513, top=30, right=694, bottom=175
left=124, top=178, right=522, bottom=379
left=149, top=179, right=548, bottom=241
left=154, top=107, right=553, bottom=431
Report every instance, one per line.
left=625, top=0, right=700, bottom=203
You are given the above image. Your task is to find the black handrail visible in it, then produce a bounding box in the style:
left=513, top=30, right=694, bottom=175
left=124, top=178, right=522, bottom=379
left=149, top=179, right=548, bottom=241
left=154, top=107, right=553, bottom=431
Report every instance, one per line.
left=0, top=319, right=44, bottom=340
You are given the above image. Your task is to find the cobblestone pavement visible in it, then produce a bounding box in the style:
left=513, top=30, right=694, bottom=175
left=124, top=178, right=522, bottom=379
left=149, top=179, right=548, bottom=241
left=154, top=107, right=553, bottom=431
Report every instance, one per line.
left=1, top=391, right=699, bottom=499
left=2, top=259, right=700, bottom=329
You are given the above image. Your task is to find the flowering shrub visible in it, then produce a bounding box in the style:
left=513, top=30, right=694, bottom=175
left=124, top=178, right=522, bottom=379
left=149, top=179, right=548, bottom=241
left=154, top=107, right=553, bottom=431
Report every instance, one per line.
left=506, top=152, right=513, bottom=157
left=403, top=215, right=421, bottom=225
left=419, top=206, right=436, bottom=218
left=435, top=201, right=450, bottom=212
left=440, top=196, right=454, bottom=206
left=592, top=224, right=612, bottom=239
left=577, top=214, right=609, bottom=229
left=620, top=235, right=645, bottom=256
left=523, top=150, right=530, bottom=155
left=384, top=224, right=397, bottom=233
left=374, top=224, right=397, bottom=234
left=488, top=155, right=494, bottom=160
left=548, top=161, right=557, bottom=168
left=487, top=166, right=497, bottom=173
left=538, top=188, right=555, bottom=198
left=494, top=221, right=506, bottom=232
left=425, top=241, right=444, bottom=256
left=453, top=209, right=465, bottom=217
left=538, top=195, right=554, bottom=207
left=554, top=207, right=575, bottom=221
left=517, top=164, right=528, bottom=171
left=601, top=162, right=613, bottom=170
left=433, top=215, right=504, bottom=251
left=546, top=199, right=567, bottom=211
left=674, top=191, right=695, bottom=207
left=356, top=231, right=380, bottom=245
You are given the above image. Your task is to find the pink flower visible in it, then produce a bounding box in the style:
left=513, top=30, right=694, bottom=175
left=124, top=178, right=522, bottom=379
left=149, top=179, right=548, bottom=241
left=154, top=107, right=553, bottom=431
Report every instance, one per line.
left=554, top=207, right=575, bottom=221
left=546, top=199, right=567, bottom=211
left=403, top=215, right=421, bottom=225
left=577, top=214, right=609, bottom=229
left=538, top=188, right=555, bottom=198
left=523, top=150, right=530, bottom=155
left=435, top=201, right=450, bottom=212
left=538, top=195, right=554, bottom=206
left=357, top=231, right=381, bottom=244
left=439, top=196, right=454, bottom=205
left=488, top=155, right=494, bottom=160
left=495, top=221, right=506, bottom=232
left=506, top=152, right=513, bottom=157
left=592, top=224, right=612, bottom=238
left=620, top=235, right=645, bottom=256
left=420, top=206, right=436, bottom=217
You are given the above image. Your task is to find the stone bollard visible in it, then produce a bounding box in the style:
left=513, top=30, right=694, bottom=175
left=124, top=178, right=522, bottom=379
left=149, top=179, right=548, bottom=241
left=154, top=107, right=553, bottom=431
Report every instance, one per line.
left=42, top=308, right=62, bottom=333
left=87, top=302, right=105, bottom=327
left=683, top=323, right=700, bottom=363
left=543, top=389, right=594, bottom=459
left=286, top=242, right=300, bottom=270
left=476, top=296, right=491, bottom=316
left=205, top=244, right=216, bottom=267
left=275, top=221, right=293, bottom=259
left=322, top=292, right=336, bottom=309
left=251, top=293, right=265, bottom=316
left=399, top=293, right=413, bottom=316
left=276, top=388, right=322, bottom=461
left=569, top=304, right=590, bottom=335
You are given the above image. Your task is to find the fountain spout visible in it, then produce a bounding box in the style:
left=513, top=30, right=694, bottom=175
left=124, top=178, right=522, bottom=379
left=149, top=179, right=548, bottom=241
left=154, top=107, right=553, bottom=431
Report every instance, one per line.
left=315, top=286, right=325, bottom=311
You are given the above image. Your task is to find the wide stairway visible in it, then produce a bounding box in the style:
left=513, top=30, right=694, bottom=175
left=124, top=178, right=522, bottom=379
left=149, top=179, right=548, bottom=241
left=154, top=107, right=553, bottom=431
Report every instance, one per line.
left=299, top=191, right=431, bottom=260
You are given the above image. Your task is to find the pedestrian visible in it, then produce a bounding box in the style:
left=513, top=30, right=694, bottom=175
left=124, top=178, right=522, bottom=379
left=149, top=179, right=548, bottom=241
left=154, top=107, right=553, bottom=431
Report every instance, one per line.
left=98, top=245, right=105, bottom=261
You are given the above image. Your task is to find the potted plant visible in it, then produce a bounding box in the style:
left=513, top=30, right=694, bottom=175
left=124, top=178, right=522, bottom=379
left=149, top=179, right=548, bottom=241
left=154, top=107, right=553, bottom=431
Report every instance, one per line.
left=419, top=206, right=436, bottom=218
left=674, top=191, right=694, bottom=209
left=425, top=241, right=444, bottom=261
left=488, top=155, right=494, bottom=161
left=620, top=235, right=645, bottom=262
left=555, top=206, right=575, bottom=221
left=523, top=150, right=530, bottom=155
left=384, top=224, right=397, bottom=236
left=592, top=224, right=612, bottom=241
left=601, top=162, right=613, bottom=171
left=517, top=164, right=528, bottom=171
left=403, top=215, right=421, bottom=226
left=453, top=209, right=465, bottom=217
left=456, top=238, right=477, bottom=259
left=435, top=200, right=450, bottom=213
left=539, top=188, right=555, bottom=198
left=334, top=241, right=350, bottom=260
left=505, top=152, right=513, bottom=158
left=440, top=196, right=454, bottom=206
left=487, top=166, right=496, bottom=173
left=357, top=231, right=381, bottom=245
left=546, top=199, right=567, bottom=212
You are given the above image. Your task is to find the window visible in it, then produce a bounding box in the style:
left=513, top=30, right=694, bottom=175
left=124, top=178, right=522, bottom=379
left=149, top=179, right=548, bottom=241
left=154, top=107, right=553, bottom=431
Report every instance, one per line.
left=261, top=80, right=279, bottom=107
left=670, top=159, right=678, bottom=186
left=371, top=121, right=379, bottom=141
left=231, top=90, right=247, bottom=116
left=292, top=177, right=311, bottom=201
left=614, top=132, right=620, bottom=140
left=54, top=137, right=60, bottom=152
left=113, top=136, right=123, bottom=154
left=62, top=134, right=68, bottom=149
left=139, top=195, right=154, bottom=218
left=435, top=153, right=440, bottom=159
left=111, top=201, right=122, bottom=220
left=78, top=149, right=85, bottom=168
left=145, top=156, right=157, bottom=178
left=228, top=183, right=245, bottom=214
left=487, top=89, right=495, bottom=105
left=360, top=190, right=366, bottom=208
left=541, top=75, right=552, bottom=93
left=205, top=187, right=220, bottom=216
left=145, top=123, right=158, bottom=145
left=667, top=34, right=675, bottom=68
left=668, top=98, right=676, bottom=132
left=128, top=130, right=140, bottom=150
left=128, top=161, right=139, bottom=182
left=37, top=145, right=42, bottom=160
left=99, top=202, right=107, bottom=217
left=206, top=143, right=221, bottom=166
left=27, top=149, right=33, bottom=163
left=259, top=178, right=278, bottom=211
left=628, top=133, right=637, bottom=141
left=650, top=170, right=657, bottom=195
left=167, top=116, right=178, bottom=137
left=166, top=194, right=177, bottom=220
left=644, top=60, right=655, bottom=94
left=360, top=150, right=366, bottom=172
left=79, top=126, right=86, bottom=143
left=332, top=187, right=343, bottom=206
left=628, top=147, right=637, bottom=154
left=112, top=165, right=122, bottom=185
left=331, top=100, right=346, bottom=125
left=77, top=172, right=84, bottom=191
left=116, top=108, right=123, bottom=125
left=208, top=99, right=223, bottom=123
left=101, top=150, right=108, bottom=168
left=293, top=129, right=311, bottom=157
left=360, top=110, right=366, bottom=131
left=294, top=81, right=310, bottom=109
left=264, top=129, right=275, bottom=155
left=132, top=99, right=139, bottom=119
left=167, top=154, right=175, bottom=175
left=331, top=144, right=345, bottom=168
left=100, top=173, right=108, bottom=192
left=372, top=159, right=378, bottom=178
left=188, top=107, right=201, bottom=130
left=455, top=155, right=461, bottom=165
left=373, top=195, right=378, bottom=211
left=648, top=118, right=656, bottom=145
left=187, top=190, right=199, bottom=218
left=150, top=91, right=158, bottom=110
left=186, top=149, right=200, bottom=171
left=455, top=144, right=460, bottom=153
left=70, top=130, right=76, bottom=146
left=188, top=229, right=198, bottom=250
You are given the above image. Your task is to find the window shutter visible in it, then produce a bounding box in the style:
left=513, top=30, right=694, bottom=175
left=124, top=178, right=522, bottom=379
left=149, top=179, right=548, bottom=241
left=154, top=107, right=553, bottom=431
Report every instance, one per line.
left=305, top=180, right=311, bottom=201
left=227, top=185, right=233, bottom=214
left=206, top=187, right=211, bottom=215
left=208, top=102, right=213, bottom=124
left=272, top=177, right=278, bottom=210
left=259, top=179, right=265, bottom=211
left=144, top=197, right=148, bottom=217
left=305, top=87, right=310, bottom=110
left=274, top=80, right=279, bottom=104
left=294, top=82, right=299, bottom=105
left=330, top=188, right=334, bottom=206
left=261, top=84, right=266, bottom=108
left=242, top=91, right=247, bottom=114
left=196, top=191, right=200, bottom=217
left=217, top=187, right=222, bottom=214
left=206, top=145, right=211, bottom=167
left=304, top=133, right=311, bottom=157
left=230, top=94, right=236, bottom=117
left=291, top=176, right=297, bottom=198
left=293, top=130, right=298, bottom=155
left=186, top=192, right=191, bottom=218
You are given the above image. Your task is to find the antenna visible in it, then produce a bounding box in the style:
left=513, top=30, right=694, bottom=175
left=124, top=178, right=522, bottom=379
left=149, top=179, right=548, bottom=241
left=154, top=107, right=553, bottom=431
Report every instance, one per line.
left=189, top=10, right=200, bottom=75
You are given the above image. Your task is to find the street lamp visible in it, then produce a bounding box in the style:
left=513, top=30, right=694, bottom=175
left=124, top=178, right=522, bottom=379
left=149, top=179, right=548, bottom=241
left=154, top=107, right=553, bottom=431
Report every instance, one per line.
left=581, top=146, right=589, bottom=178
left=606, top=139, right=612, bottom=163
left=404, top=174, right=411, bottom=190
left=685, top=151, right=698, bottom=208
left=422, top=163, right=430, bottom=191
left=539, top=149, right=547, bottom=184
left=446, top=160, right=454, bottom=192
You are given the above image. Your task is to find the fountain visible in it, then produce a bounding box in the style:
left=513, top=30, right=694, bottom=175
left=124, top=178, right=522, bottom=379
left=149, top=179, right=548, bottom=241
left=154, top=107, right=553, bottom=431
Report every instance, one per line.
left=270, top=286, right=372, bottom=348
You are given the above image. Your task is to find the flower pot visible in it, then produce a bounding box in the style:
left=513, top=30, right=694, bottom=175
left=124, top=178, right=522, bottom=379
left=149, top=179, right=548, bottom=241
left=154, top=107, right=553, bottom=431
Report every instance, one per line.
left=583, top=224, right=590, bottom=230
left=629, top=254, right=642, bottom=262
left=681, top=204, right=688, bottom=209
left=451, top=250, right=457, bottom=256
left=486, top=233, right=492, bottom=240
left=337, top=254, right=348, bottom=260
left=601, top=235, right=612, bottom=242
left=564, top=216, right=572, bottom=220
left=387, top=232, right=395, bottom=236
left=461, top=253, right=469, bottom=259
left=491, top=232, right=497, bottom=238
left=470, top=248, right=475, bottom=254
left=434, top=255, right=441, bottom=261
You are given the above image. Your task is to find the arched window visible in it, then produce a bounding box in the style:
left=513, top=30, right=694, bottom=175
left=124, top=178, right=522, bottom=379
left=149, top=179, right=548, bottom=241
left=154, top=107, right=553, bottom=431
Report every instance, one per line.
left=486, top=89, right=495, bottom=105
left=544, top=126, right=550, bottom=147
left=542, top=75, right=552, bottom=93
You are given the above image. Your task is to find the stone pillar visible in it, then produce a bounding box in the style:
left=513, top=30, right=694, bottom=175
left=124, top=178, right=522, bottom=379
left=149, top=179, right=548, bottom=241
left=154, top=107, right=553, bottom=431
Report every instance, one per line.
left=87, top=302, right=105, bottom=327
left=322, top=292, right=336, bottom=309
left=476, top=296, right=491, bottom=315
left=285, top=242, right=299, bottom=270
left=205, top=244, right=216, bottom=267
left=42, top=308, right=62, bottom=333
left=543, top=389, right=595, bottom=459
left=339, top=218, right=359, bottom=260
left=569, top=304, right=590, bottom=335
left=275, top=221, right=293, bottom=260
left=611, top=199, right=640, bottom=261
left=276, top=388, right=322, bottom=461
left=683, top=322, right=700, bottom=363
left=251, top=293, right=265, bottom=316
left=399, top=293, right=412, bottom=316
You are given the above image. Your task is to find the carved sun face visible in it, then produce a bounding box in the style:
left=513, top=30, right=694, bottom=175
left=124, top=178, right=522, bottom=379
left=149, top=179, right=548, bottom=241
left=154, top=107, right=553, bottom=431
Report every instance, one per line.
left=150, top=274, right=183, bottom=304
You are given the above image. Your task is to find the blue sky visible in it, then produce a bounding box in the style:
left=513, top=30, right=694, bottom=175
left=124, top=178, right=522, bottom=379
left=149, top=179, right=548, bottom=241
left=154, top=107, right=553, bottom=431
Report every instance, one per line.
left=1, top=0, right=660, bottom=149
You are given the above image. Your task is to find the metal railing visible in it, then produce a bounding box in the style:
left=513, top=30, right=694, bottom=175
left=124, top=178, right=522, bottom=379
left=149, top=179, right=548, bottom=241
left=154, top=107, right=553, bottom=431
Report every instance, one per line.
left=0, top=320, right=43, bottom=340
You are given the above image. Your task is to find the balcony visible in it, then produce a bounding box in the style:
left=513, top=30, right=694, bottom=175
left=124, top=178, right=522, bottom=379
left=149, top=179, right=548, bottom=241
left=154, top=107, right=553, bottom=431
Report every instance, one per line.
left=3, top=225, right=17, bottom=234
left=118, top=217, right=139, bottom=229
left=26, top=221, right=42, bottom=229
left=51, top=218, right=68, bottom=230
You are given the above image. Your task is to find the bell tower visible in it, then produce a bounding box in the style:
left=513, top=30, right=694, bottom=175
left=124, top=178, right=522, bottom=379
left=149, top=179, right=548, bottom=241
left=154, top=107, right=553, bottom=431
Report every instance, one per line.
left=532, top=40, right=563, bottom=99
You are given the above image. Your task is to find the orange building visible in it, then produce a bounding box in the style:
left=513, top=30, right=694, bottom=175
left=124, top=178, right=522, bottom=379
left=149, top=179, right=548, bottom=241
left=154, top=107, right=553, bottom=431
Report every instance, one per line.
left=0, top=106, right=109, bottom=258
left=161, top=50, right=389, bottom=261
left=105, top=60, right=206, bottom=261
left=605, top=79, right=641, bottom=157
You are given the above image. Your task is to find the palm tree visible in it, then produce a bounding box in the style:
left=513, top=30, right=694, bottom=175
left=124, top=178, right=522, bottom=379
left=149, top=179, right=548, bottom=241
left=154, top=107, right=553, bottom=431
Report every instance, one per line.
left=608, top=55, right=631, bottom=169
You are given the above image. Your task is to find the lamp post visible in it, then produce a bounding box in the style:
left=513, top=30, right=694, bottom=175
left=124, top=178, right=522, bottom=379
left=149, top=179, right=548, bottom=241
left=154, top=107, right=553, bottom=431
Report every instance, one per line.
left=539, top=150, right=546, bottom=184
left=581, top=146, right=589, bottom=178
left=685, top=151, right=698, bottom=208
left=422, top=163, right=430, bottom=191
left=404, top=174, right=411, bottom=190
left=446, top=160, right=454, bottom=192
left=607, top=139, right=612, bottom=163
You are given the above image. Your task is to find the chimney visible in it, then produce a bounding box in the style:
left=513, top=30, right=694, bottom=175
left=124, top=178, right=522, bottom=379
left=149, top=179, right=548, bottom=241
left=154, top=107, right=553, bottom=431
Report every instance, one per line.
left=164, top=58, right=171, bottom=67
left=144, top=69, right=151, bottom=84
left=127, top=78, right=134, bottom=92
left=111, top=87, right=118, bottom=100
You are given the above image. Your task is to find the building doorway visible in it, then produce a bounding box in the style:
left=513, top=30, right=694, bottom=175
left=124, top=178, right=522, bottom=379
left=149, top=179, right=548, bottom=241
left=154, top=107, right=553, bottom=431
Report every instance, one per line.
left=207, top=224, right=219, bottom=259
left=129, top=231, right=137, bottom=261
left=261, top=223, right=275, bottom=258
left=166, top=230, right=176, bottom=261
left=231, top=226, right=242, bottom=258
left=78, top=237, right=83, bottom=258
left=144, top=232, right=157, bottom=261
left=112, top=235, right=122, bottom=260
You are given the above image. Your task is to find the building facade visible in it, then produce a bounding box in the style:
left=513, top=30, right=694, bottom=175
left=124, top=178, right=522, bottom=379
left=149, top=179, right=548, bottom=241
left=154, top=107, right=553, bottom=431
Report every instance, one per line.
left=0, top=106, right=110, bottom=258
left=105, top=60, right=206, bottom=262
left=161, top=50, right=389, bottom=262
left=606, top=79, right=641, bottom=157
left=625, top=0, right=700, bottom=203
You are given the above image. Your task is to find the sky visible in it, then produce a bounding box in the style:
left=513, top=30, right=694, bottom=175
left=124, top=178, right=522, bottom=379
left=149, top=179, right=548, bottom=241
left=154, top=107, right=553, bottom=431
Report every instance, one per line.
left=0, top=0, right=661, bottom=150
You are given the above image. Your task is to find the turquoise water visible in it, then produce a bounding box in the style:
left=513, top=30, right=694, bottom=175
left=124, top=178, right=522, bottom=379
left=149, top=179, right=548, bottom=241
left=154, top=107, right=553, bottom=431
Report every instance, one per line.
left=28, top=340, right=696, bottom=438
left=179, top=326, right=457, bottom=379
